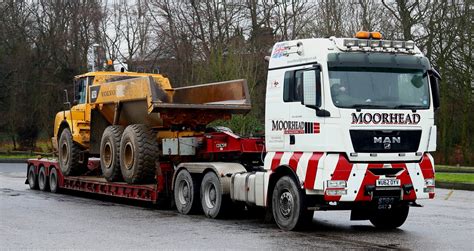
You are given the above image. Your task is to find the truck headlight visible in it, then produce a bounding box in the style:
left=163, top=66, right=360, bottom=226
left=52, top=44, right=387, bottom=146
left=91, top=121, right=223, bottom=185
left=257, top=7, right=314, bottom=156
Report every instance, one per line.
left=327, top=180, right=347, bottom=188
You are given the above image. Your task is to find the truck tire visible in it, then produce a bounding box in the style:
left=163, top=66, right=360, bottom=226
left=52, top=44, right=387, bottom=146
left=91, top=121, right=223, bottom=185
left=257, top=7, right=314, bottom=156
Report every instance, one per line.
left=27, top=165, right=38, bottom=190
left=38, top=166, right=49, bottom=191
left=200, top=171, right=229, bottom=218
left=120, top=124, right=158, bottom=184
left=272, top=176, right=313, bottom=231
left=100, top=125, right=124, bottom=182
left=49, top=167, right=59, bottom=193
left=369, top=204, right=409, bottom=229
left=174, top=169, right=200, bottom=214
left=58, top=128, right=88, bottom=176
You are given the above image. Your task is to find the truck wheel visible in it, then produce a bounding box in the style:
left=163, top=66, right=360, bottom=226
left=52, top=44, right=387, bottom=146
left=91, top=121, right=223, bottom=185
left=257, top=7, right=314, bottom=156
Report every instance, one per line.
left=58, top=128, right=87, bottom=176
left=174, top=169, right=200, bottom=214
left=369, top=204, right=409, bottom=229
left=27, top=165, right=38, bottom=190
left=38, top=166, right=49, bottom=191
left=272, top=176, right=313, bottom=231
left=120, top=124, right=158, bottom=184
left=100, top=125, right=124, bottom=182
left=49, top=167, right=59, bottom=193
left=200, top=172, right=229, bottom=218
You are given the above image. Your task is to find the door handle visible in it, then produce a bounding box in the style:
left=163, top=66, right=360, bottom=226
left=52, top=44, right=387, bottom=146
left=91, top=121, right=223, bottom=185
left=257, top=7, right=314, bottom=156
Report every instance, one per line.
left=290, top=135, right=295, bottom=145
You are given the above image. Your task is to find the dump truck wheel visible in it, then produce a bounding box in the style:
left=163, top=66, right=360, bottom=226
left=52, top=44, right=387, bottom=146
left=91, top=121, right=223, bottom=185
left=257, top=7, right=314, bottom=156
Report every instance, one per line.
left=49, top=167, right=59, bottom=193
left=369, top=204, right=409, bottom=229
left=38, top=166, right=49, bottom=191
left=272, top=176, right=313, bottom=231
left=200, top=171, right=229, bottom=218
left=58, top=128, right=87, bottom=176
left=27, top=165, right=38, bottom=190
left=174, top=169, right=200, bottom=214
left=100, top=126, right=124, bottom=182
left=120, top=124, right=158, bottom=184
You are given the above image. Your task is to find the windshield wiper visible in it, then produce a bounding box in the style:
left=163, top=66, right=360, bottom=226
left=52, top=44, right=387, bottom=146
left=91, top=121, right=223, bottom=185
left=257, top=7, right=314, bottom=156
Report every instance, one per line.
left=346, top=104, right=388, bottom=109
left=392, top=104, right=427, bottom=110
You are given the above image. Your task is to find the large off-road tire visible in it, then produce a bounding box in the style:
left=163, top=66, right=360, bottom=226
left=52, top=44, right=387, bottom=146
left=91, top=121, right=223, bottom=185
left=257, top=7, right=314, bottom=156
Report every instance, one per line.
left=272, top=176, right=313, bottom=231
left=119, top=124, right=159, bottom=184
left=100, top=126, right=124, bottom=182
left=174, top=169, right=200, bottom=215
left=369, top=204, right=409, bottom=229
left=200, top=172, right=230, bottom=218
left=27, top=165, right=38, bottom=190
left=38, top=166, right=49, bottom=191
left=58, top=128, right=88, bottom=176
left=49, top=167, right=59, bottom=193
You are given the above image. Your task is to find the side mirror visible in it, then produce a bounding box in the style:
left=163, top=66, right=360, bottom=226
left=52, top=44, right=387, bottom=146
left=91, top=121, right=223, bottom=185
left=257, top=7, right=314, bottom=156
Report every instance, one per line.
left=428, top=69, right=441, bottom=111
left=302, top=70, right=318, bottom=108
left=302, top=65, right=330, bottom=117
left=63, top=89, right=71, bottom=110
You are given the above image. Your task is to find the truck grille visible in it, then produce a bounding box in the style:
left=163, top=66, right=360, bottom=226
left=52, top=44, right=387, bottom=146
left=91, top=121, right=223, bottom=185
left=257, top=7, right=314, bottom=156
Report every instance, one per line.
left=350, top=130, right=421, bottom=153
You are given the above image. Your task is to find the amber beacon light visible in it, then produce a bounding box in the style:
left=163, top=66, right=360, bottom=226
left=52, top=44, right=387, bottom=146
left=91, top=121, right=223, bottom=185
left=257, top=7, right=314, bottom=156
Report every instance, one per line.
left=355, top=31, right=382, bottom=39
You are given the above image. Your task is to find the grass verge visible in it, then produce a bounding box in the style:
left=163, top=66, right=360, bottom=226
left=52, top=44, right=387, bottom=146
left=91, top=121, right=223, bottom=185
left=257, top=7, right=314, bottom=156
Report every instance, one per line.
left=436, top=172, right=474, bottom=184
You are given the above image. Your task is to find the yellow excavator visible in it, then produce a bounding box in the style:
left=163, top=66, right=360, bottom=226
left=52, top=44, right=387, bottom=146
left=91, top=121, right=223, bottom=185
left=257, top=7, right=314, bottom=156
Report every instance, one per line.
left=53, top=70, right=251, bottom=184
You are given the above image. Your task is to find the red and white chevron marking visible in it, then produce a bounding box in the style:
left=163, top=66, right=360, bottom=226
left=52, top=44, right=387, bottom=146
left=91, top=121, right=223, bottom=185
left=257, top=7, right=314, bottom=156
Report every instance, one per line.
left=264, top=152, right=435, bottom=202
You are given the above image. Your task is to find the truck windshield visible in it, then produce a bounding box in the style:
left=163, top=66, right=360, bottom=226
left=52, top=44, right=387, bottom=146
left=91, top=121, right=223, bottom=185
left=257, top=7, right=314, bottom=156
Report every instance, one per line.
left=329, top=67, right=429, bottom=109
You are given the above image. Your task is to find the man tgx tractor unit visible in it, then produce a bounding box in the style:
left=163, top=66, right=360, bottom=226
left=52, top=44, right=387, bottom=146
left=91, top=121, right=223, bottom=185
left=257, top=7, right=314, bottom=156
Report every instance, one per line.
left=27, top=31, right=440, bottom=230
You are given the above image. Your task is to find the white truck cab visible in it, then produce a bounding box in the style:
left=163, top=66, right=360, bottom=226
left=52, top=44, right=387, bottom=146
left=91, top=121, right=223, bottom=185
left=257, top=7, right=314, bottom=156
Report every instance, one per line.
left=243, top=32, right=440, bottom=230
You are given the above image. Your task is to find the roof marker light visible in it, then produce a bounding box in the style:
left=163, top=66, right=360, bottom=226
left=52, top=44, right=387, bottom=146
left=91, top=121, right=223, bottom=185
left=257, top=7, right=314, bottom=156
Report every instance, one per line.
left=405, top=40, right=415, bottom=49
left=392, top=41, right=404, bottom=48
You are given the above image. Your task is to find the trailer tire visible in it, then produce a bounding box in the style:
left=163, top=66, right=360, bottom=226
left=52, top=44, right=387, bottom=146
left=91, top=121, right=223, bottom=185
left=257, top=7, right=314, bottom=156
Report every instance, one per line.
left=58, top=128, right=88, bottom=176
left=120, top=124, right=158, bottom=184
left=49, top=167, right=59, bottom=193
left=174, top=169, right=200, bottom=214
left=27, top=165, right=38, bottom=190
left=369, top=204, right=409, bottom=229
left=38, top=166, right=49, bottom=191
left=100, top=125, right=124, bottom=182
left=200, top=172, right=229, bottom=218
left=272, top=176, right=313, bottom=231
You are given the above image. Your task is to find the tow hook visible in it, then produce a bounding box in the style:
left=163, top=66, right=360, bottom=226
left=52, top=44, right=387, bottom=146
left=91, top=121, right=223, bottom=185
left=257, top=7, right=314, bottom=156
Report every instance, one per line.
left=402, top=184, right=414, bottom=194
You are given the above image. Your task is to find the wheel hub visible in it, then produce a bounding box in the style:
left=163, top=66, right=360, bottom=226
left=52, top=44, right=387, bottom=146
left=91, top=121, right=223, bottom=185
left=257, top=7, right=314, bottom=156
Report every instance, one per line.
left=205, top=183, right=217, bottom=209
left=124, top=142, right=134, bottom=170
left=60, top=142, right=69, bottom=164
left=103, top=142, right=112, bottom=168
left=178, top=180, right=190, bottom=205
left=279, top=191, right=293, bottom=218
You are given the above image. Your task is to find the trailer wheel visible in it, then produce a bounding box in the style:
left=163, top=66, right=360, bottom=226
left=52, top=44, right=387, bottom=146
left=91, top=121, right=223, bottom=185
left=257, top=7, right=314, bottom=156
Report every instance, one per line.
left=38, top=166, right=49, bottom=191
left=100, top=125, right=124, bottom=182
left=369, top=204, right=409, bottom=229
left=27, top=165, right=38, bottom=190
left=200, top=172, right=229, bottom=218
left=120, top=124, right=158, bottom=184
left=174, top=169, right=200, bottom=214
left=272, top=176, right=313, bottom=231
left=49, top=167, right=59, bottom=193
left=58, top=128, right=87, bottom=176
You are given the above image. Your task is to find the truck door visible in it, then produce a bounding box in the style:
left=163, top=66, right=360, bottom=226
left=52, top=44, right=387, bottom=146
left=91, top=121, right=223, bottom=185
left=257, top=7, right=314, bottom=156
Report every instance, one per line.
left=71, top=77, right=88, bottom=122
left=285, top=67, right=325, bottom=152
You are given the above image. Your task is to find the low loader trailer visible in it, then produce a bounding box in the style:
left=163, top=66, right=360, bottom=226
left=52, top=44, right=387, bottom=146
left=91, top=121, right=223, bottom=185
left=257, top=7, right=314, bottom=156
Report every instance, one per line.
left=27, top=31, right=441, bottom=230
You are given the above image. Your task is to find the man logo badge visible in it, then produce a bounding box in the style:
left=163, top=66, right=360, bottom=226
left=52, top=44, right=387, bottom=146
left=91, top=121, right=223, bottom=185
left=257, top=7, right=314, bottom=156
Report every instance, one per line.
left=374, top=136, right=401, bottom=150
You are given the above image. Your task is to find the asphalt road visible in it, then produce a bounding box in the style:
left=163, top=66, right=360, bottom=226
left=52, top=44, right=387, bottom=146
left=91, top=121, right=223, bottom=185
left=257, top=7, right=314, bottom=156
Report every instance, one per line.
left=1, top=163, right=473, bottom=250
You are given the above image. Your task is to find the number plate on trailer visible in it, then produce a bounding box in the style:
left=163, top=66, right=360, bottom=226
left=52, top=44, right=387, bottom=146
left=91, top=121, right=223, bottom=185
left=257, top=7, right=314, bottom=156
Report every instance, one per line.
left=376, top=179, right=400, bottom=187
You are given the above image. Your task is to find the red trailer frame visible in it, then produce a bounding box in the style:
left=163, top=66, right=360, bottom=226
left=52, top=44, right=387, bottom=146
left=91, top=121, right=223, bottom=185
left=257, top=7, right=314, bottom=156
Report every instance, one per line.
left=26, top=158, right=174, bottom=203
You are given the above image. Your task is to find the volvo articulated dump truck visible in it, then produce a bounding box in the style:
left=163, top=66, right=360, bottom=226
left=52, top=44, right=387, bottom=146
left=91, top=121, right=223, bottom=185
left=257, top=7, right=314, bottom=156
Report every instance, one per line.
left=27, top=31, right=440, bottom=230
